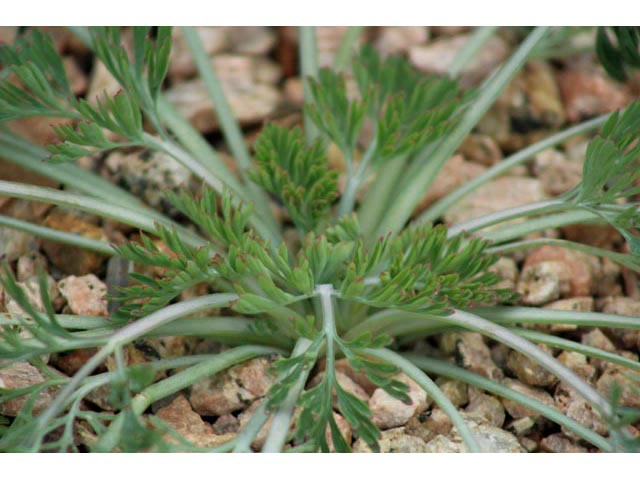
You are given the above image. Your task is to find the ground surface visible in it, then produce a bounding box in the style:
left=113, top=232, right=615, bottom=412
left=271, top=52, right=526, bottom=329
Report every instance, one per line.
left=1, top=26, right=639, bottom=452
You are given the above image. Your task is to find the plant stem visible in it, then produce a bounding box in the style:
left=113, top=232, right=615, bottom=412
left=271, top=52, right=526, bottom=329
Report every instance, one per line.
left=0, top=130, right=148, bottom=210
left=130, top=345, right=280, bottom=414
left=334, top=27, right=365, bottom=71
left=487, top=237, right=640, bottom=273
left=480, top=209, right=602, bottom=244
left=31, top=293, right=238, bottom=442
left=449, top=309, right=612, bottom=416
left=470, top=306, right=640, bottom=330
left=447, top=26, right=499, bottom=77
left=365, top=348, right=481, bottom=452
left=0, top=215, right=115, bottom=256
left=180, top=27, right=280, bottom=241
left=0, top=179, right=205, bottom=248
left=337, top=138, right=378, bottom=218
left=157, top=95, right=244, bottom=193
left=418, top=114, right=608, bottom=224
left=374, top=27, right=550, bottom=237
left=233, top=402, right=270, bottom=452
left=299, top=26, right=320, bottom=144
left=447, top=199, right=568, bottom=237
left=261, top=337, right=315, bottom=452
left=405, top=354, right=612, bottom=451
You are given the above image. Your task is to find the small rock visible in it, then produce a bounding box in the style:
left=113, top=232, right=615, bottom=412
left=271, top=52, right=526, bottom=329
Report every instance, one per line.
left=334, top=358, right=378, bottom=396
left=506, top=344, right=557, bottom=387
left=409, top=33, right=509, bottom=87
left=523, top=246, right=598, bottom=298
left=315, top=27, right=353, bottom=67
left=438, top=380, right=469, bottom=407
left=599, top=297, right=640, bottom=350
left=16, top=252, right=48, bottom=282
left=540, top=433, right=588, bottom=453
left=562, top=397, right=608, bottom=439
left=58, top=274, right=108, bottom=316
left=488, top=257, right=519, bottom=291
left=424, top=434, right=464, bottom=453
left=518, top=262, right=565, bottom=305
left=415, top=154, right=487, bottom=213
left=353, top=427, right=428, bottom=453
left=212, top=414, right=240, bottom=435
left=226, top=27, right=276, bottom=56
left=542, top=297, right=594, bottom=333
left=0, top=362, right=58, bottom=416
left=325, top=412, right=352, bottom=452
left=4, top=275, right=58, bottom=315
left=168, top=27, right=228, bottom=80
left=444, top=176, right=546, bottom=229
left=426, top=414, right=525, bottom=452
left=558, top=67, right=631, bottom=122
left=41, top=209, right=108, bottom=275
left=532, top=148, right=582, bottom=196
left=507, top=61, right=566, bottom=130
left=310, top=370, right=370, bottom=412
left=465, top=392, right=506, bottom=427
left=155, top=395, right=234, bottom=449
left=459, top=133, right=503, bottom=166
left=376, top=27, right=429, bottom=56
left=190, top=357, right=274, bottom=416
left=596, top=367, right=640, bottom=408
left=440, top=332, right=504, bottom=380
left=500, top=378, right=555, bottom=419
left=104, top=149, right=194, bottom=216
left=166, top=73, right=281, bottom=133
left=86, top=61, right=121, bottom=104
left=369, top=373, right=429, bottom=429
left=581, top=328, right=616, bottom=353
left=0, top=228, right=33, bottom=263
left=557, top=351, right=596, bottom=382
left=506, top=416, right=536, bottom=436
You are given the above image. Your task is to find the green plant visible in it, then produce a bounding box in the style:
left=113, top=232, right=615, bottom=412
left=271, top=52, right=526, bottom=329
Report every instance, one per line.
left=0, top=26, right=639, bottom=453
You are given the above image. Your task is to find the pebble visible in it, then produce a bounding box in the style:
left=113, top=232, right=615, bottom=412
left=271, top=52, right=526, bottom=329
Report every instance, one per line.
left=369, top=373, right=429, bottom=429
left=540, top=433, right=588, bottom=453
left=190, top=358, right=275, bottom=416
left=155, top=395, right=235, bottom=449
left=596, top=367, right=640, bottom=408
left=41, top=209, right=108, bottom=276
left=409, top=33, right=509, bottom=87
left=440, top=332, right=504, bottom=380
left=558, top=67, right=631, bottom=122
left=458, top=134, right=503, bottom=166
left=104, top=149, right=194, bottom=216
left=465, top=391, right=506, bottom=427
left=599, top=297, right=640, bottom=350
left=353, top=427, right=428, bottom=453
left=500, top=378, right=555, bottom=419
left=415, top=154, right=487, bottom=213
left=444, top=176, right=546, bottom=229
left=375, top=27, right=429, bottom=56
left=532, top=148, right=583, bottom=196
left=0, top=362, right=59, bottom=416
left=506, top=344, right=557, bottom=387
left=58, top=274, right=108, bottom=316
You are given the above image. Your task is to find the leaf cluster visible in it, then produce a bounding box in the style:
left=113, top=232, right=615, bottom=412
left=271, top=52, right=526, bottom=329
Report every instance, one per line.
left=596, top=27, right=640, bottom=82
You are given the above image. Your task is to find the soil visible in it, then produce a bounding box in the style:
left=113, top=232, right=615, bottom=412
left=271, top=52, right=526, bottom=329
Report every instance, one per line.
left=1, top=26, right=639, bottom=453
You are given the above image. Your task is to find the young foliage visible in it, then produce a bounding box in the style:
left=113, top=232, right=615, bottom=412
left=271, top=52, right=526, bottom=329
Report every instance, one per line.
left=250, top=124, right=338, bottom=232
left=596, top=27, right=640, bottom=82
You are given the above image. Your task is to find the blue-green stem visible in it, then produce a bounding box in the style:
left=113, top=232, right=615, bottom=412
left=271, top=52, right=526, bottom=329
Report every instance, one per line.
left=261, top=337, right=315, bottom=452
left=334, top=27, right=365, bottom=72
left=299, top=26, right=320, bottom=144
left=449, top=309, right=612, bottom=416
left=487, top=237, right=640, bottom=273
left=374, top=26, right=550, bottom=237
left=31, top=293, right=238, bottom=448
